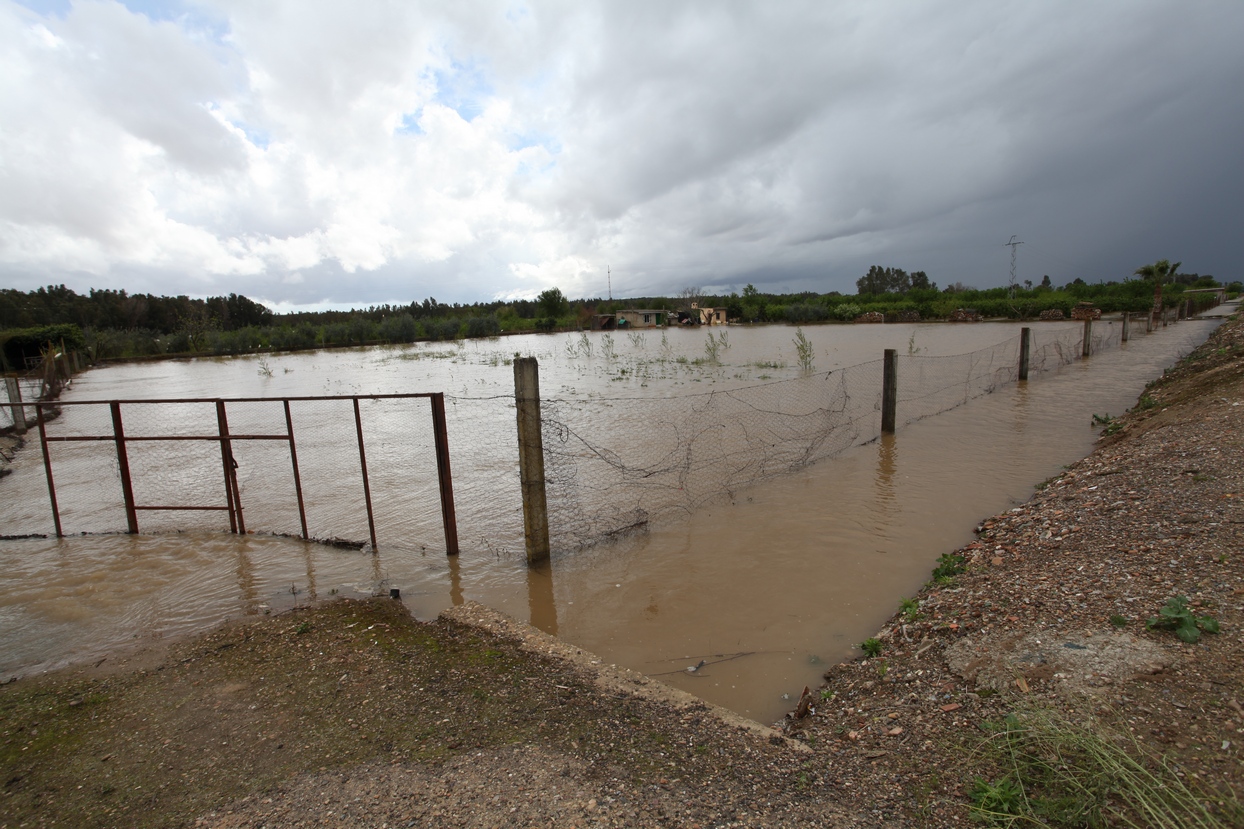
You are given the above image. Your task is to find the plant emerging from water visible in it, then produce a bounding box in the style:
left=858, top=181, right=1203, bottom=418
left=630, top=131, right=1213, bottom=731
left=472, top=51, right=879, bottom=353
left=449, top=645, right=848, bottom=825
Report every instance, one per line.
left=257, top=356, right=274, bottom=377
left=601, top=333, right=617, bottom=361
left=703, top=331, right=728, bottom=364
left=931, top=553, right=965, bottom=582
left=628, top=331, right=646, bottom=349
left=858, top=637, right=883, bottom=658
left=793, top=327, right=815, bottom=371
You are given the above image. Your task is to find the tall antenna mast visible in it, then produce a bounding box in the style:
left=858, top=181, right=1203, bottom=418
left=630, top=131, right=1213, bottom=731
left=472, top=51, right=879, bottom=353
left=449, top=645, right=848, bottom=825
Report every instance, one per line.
left=1005, top=235, right=1024, bottom=292
left=607, top=265, right=612, bottom=302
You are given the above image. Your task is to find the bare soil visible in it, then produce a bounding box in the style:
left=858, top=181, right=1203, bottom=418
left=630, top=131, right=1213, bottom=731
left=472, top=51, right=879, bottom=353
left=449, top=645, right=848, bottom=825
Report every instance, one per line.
left=2, top=309, right=1242, bottom=828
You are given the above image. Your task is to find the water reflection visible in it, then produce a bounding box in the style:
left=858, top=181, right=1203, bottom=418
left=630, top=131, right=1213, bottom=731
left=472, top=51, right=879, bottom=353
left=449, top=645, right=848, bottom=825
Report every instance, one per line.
left=526, top=560, right=558, bottom=636
left=448, top=554, right=464, bottom=606
left=874, top=432, right=898, bottom=508
left=300, top=541, right=318, bottom=601
left=234, top=541, right=257, bottom=614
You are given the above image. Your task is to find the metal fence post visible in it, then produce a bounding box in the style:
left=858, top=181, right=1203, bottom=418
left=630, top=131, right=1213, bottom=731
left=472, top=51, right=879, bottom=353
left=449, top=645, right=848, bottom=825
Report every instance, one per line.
left=881, top=349, right=897, bottom=435
left=1082, top=318, right=1092, bottom=358
left=282, top=400, right=309, bottom=540
left=514, top=357, right=550, bottom=563
left=215, top=400, right=243, bottom=534
left=1121, top=312, right=1130, bottom=343
left=110, top=402, right=140, bottom=534
left=352, top=398, right=378, bottom=552
left=36, top=404, right=63, bottom=538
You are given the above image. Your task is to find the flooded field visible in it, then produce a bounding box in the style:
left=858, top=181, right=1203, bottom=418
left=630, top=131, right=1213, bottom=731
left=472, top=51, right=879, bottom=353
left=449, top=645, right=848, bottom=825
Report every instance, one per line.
left=0, top=318, right=1220, bottom=722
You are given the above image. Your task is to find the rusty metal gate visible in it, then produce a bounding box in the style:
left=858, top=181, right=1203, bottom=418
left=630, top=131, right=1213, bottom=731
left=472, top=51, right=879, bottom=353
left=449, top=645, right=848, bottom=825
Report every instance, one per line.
left=34, top=394, right=458, bottom=554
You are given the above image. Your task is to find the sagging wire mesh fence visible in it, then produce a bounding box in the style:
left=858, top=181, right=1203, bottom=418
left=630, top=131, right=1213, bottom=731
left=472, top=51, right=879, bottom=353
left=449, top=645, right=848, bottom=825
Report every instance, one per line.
left=531, top=322, right=1122, bottom=552
left=6, top=320, right=1127, bottom=555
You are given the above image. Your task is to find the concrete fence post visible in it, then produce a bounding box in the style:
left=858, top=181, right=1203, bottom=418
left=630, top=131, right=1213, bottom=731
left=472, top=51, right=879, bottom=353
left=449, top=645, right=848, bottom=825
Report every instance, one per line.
left=514, top=357, right=550, bottom=564
left=1082, top=318, right=1092, bottom=358
left=1121, top=312, right=1129, bottom=343
left=5, top=377, right=25, bottom=435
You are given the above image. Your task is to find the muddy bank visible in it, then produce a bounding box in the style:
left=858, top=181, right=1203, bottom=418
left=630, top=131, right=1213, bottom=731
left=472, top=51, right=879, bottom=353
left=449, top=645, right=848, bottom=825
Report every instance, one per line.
left=1, top=308, right=1241, bottom=827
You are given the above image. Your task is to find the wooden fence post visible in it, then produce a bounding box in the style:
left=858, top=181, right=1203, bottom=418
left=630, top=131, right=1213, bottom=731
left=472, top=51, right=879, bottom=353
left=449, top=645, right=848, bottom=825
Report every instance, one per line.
left=430, top=393, right=460, bottom=556
left=1082, top=318, right=1092, bottom=358
left=1121, top=312, right=1130, bottom=343
left=5, top=377, right=25, bottom=435
left=881, top=349, right=897, bottom=435
left=514, top=357, right=550, bottom=563
left=1018, top=327, right=1031, bottom=381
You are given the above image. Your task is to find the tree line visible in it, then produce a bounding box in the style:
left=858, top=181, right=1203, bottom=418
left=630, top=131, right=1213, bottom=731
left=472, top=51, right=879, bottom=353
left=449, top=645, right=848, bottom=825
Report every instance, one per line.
left=0, top=263, right=1235, bottom=367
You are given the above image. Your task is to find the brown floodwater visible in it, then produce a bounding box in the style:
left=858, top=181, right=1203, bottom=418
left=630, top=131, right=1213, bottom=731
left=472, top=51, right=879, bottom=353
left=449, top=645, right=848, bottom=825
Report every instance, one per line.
left=0, top=317, right=1220, bottom=723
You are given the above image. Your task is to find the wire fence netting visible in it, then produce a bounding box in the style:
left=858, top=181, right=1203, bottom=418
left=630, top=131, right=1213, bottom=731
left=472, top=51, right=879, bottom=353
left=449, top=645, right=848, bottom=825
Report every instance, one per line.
left=0, top=377, right=41, bottom=431
left=6, top=321, right=1125, bottom=554
left=533, top=322, right=1120, bottom=551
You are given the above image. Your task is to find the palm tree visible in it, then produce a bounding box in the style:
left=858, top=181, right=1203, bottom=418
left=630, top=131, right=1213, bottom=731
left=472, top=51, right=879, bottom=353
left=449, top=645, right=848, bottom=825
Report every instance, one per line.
left=1134, top=259, right=1181, bottom=315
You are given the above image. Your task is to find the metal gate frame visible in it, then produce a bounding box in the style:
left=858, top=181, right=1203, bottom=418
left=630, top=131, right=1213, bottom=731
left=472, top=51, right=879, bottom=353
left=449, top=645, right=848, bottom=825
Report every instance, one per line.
left=34, top=393, right=459, bottom=555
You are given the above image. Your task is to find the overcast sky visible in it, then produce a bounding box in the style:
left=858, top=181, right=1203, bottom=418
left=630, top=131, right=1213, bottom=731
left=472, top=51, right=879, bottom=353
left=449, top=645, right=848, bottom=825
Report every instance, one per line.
left=2, top=1, right=1242, bottom=311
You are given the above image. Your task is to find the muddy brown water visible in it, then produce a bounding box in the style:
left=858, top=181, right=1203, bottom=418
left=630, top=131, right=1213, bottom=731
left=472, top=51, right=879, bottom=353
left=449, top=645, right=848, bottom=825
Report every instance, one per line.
left=0, top=319, right=1221, bottom=723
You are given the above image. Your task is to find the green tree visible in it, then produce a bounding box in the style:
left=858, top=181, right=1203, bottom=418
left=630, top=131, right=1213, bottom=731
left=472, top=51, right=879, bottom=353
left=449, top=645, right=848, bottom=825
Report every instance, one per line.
left=856, top=266, right=913, bottom=295
left=1133, top=259, right=1181, bottom=313
left=537, top=287, right=569, bottom=319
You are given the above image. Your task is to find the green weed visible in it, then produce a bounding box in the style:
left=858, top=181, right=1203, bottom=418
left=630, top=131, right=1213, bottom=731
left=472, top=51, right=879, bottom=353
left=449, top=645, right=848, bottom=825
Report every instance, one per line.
left=932, top=553, right=965, bottom=581
left=1108, top=614, right=1128, bottom=629
left=1146, top=595, right=1220, bottom=644
left=899, top=596, right=921, bottom=621
left=858, top=637, right=883, bottom=658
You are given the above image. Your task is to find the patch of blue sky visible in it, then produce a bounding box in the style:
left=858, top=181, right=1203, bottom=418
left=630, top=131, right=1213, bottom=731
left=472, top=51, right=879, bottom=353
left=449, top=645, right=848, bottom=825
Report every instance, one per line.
left=507, top=130, right=561, bottom=156
left=397, top=111, right=425, bottom=136
left=230, top=120, right=270, bottom=149
left=13, top=0, right=71, bottom=17
left=120, top=0, right=231, bottom=45
left=15, top=0, right=230, bottom=44
left=430, top=59, right=493, bottom=123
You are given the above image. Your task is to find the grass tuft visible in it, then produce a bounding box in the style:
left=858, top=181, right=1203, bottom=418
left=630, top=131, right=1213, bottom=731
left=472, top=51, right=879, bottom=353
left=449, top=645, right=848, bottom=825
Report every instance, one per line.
left=968, top=709, right=1241, bottom=827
